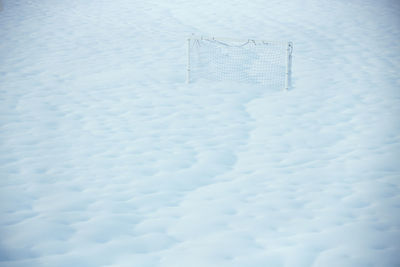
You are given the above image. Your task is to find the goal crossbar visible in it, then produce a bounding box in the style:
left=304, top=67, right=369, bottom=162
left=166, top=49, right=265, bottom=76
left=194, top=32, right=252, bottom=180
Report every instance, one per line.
left=189, top=36, right=290, bottom=45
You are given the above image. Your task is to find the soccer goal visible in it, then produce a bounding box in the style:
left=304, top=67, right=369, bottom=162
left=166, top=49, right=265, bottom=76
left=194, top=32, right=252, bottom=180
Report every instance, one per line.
left=187, top=36, right=293, bottom=90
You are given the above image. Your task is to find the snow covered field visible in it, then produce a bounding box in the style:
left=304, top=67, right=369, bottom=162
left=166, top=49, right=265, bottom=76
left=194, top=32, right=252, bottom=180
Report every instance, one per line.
left=1, top=0, right=400, bottom=266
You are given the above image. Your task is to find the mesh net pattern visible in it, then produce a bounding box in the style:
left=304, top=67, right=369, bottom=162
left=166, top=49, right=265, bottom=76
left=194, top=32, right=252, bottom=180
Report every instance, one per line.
left=189, top=38, right=288, bottom=88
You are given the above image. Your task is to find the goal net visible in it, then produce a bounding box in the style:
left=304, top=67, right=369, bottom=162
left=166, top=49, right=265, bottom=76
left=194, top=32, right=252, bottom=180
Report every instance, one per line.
left=187, top=37, right=293, bottom=90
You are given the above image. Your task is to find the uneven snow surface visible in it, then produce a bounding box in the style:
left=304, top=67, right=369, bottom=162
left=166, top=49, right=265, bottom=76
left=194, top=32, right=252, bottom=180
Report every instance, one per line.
left=1, top=0, right=400, bottom=266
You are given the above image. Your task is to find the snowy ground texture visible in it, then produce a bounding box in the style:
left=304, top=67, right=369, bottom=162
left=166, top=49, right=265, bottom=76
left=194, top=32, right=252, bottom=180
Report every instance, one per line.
left=1, top=0, right=400, bottom=266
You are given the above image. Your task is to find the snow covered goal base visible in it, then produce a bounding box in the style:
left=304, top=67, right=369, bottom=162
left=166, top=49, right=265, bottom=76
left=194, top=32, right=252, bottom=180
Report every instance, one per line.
left=187, top=36, right=293, bottom=90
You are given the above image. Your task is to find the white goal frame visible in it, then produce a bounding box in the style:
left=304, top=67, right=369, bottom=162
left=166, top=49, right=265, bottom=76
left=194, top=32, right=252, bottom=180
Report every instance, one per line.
left=186, top=36, right=293, bottom=90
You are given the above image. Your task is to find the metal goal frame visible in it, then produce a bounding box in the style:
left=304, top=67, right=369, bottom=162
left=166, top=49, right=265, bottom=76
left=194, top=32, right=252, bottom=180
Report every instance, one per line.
left=187, top=36, right=293, bottom=90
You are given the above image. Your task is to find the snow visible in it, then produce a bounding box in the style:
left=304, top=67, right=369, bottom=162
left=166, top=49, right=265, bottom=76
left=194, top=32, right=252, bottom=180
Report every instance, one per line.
left=1, top=0, right=400, bottom=266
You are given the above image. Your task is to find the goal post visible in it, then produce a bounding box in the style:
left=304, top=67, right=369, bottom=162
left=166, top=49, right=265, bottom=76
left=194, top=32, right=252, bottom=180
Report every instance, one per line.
left=285, top=41, right=293, bottom=91
left=187, top=36, right=293, bottom=90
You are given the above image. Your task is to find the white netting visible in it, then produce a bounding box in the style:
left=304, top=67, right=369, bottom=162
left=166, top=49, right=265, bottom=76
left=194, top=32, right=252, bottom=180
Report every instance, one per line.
left=189, top=38, right=290, bottom=88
